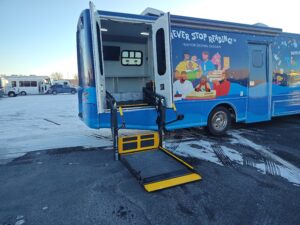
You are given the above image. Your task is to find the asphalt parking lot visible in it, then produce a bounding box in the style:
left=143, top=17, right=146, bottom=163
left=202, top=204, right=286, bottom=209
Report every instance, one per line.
left=0, top=95, right=300, bottom=225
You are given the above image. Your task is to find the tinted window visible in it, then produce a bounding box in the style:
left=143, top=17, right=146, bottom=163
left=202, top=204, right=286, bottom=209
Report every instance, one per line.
left=31, top=81, right=37, bottom=87
left=11, top=81, right=16, bottom=87
left=19, top=81, right=24, bottom=87
left=24, top=81, right=30, bottom=87
left=252, top=50, right=263, bottom=68
left=156, top=28, right=166, bottom=75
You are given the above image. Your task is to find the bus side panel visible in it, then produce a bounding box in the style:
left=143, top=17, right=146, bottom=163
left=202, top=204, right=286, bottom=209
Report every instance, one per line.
left=166, top=98, right=247, bottom=130
left=170, top=26, right=250, bottom=125
left=99, top=108, right=158, bottom=130
left=77, top=10, right=100, bottom=129
left=271, top=34, right=300, bottom=116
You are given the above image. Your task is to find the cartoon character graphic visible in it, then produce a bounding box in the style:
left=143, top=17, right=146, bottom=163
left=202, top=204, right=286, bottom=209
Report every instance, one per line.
left=273, top=72, right=288, bottom=86
left=201, top=51, right=215, bottom=75
left=176, top=52, right=202, bottom=80
left=186, top=61, right=195, bottom=71
left=173, top=70, right=194, bottom=99
left=195, top=76, right=211, bottom=92
left=213, top=72, right=231, bottom=97
left=211, top=52, right=222, bottom=70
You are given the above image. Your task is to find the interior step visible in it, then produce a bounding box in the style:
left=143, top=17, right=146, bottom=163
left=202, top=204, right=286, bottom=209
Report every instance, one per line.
left=118, top=100, right=149, bottom=108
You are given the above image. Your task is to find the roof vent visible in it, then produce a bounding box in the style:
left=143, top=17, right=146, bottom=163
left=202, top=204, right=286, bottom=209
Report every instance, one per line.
left=253, top=23, right=269, bottom=27
left=141, top=7, right=164, bottom=17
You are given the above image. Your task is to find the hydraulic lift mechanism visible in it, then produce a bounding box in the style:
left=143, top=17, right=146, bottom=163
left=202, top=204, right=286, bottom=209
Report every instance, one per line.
left=106, top=89, right=202, bottom=192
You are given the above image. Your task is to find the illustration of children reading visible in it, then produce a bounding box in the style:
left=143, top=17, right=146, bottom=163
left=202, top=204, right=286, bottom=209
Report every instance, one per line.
left=213, top=72, right=231, bottom=97
left=201, top=51, right=215, bottom=75
left=195, top=76, right=211, bottom=92
left=176, top=52, right=201, bottom=80
left=211, top=52, right=222, bottom=70
left=173, top=70, right=194, bottom=99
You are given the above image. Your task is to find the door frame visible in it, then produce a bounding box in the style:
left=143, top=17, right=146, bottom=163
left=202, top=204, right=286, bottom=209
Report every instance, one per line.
left=152, top=13, right=173, bottom=108
left=246, top=41, right=272, bottom=122
left=89, top=2, right=106, bottom=113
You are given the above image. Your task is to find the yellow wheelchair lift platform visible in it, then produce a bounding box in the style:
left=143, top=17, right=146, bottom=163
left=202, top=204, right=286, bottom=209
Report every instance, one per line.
left=118, top=132, right=202, bottom=192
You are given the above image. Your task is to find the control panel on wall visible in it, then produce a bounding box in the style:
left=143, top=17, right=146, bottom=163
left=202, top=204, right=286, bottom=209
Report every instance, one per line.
left=121, top=50, right=143, bottom=66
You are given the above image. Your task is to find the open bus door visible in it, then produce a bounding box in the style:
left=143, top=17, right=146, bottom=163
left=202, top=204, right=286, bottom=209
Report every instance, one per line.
left=152, top=13, right=173, bottom=108
left=89, top=2, right=106, bottom=113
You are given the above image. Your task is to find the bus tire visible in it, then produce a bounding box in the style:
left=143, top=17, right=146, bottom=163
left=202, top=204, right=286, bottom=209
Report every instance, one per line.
left=8, top=91, right=16, bottom=97
left=20, top=91, right=27, bottom=96
left=207, top=106, right=231, bottom=136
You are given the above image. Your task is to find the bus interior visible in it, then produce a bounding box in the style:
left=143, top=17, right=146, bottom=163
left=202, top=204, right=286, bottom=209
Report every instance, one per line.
left=101, top=18, right=155, bottom=107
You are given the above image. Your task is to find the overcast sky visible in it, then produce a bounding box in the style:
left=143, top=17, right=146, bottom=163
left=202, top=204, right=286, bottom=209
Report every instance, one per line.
left=0, top=0, right=299, bottom=78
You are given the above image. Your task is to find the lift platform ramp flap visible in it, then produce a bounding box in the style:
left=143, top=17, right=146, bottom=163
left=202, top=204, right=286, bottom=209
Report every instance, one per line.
left=118, top=132, right=202, bottom=192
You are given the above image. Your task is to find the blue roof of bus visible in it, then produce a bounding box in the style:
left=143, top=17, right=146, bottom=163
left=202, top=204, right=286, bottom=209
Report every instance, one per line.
left=98, top=10, right=283, bottom=35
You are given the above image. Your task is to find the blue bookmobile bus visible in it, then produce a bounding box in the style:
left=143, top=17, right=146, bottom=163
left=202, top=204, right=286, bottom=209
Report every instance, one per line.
left=76, top=3, right=300, bottom=191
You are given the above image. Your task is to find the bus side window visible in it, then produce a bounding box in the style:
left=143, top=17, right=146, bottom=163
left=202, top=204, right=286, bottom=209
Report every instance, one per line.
left=11, top=81, right=17, bottom=87
left=156, top=28, right=166, bottom=75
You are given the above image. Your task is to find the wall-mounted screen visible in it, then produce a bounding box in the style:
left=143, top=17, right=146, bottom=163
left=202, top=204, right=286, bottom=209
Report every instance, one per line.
left=103, top=46, right=120, bottom=61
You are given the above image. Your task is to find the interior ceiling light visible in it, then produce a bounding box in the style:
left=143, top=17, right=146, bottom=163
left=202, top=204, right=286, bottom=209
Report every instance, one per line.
left=101, top=28, right=108, bottom=32
left=140, top=32, right=149, bottom=36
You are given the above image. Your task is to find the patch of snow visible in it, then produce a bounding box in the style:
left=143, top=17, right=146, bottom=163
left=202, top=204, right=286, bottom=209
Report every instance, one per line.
left=16, top=215, right=24, bottom=220
left=166, top=139, right=223, bottom=166
left=229, top=130, right=300, bottom=185
left=0, top=95, right=111, bottom=163
left=253, top=162, right=266, bottom=174
left=15, top=219, right=25, bottom=225
left=221, top=146, right=243, bottom=165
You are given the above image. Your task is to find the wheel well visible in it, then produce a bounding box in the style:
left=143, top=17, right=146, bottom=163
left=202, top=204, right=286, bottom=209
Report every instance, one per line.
left=212, top=103, right=236, bottom=121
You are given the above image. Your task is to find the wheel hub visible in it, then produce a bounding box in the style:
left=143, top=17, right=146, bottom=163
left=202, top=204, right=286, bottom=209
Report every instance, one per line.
left=212, top=111, right=228, bottom=131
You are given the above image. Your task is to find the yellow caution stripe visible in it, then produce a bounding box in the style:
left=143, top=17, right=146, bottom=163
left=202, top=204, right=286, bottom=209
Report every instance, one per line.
left=144, top=173, right=202, bottom=192
left=119, top=106, right=124, bottom=116
left=159, top=147, right=194, bottom=170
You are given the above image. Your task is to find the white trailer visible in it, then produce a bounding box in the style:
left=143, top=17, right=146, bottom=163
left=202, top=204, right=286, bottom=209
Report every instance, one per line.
left=2, top=75, right=51, bottom=97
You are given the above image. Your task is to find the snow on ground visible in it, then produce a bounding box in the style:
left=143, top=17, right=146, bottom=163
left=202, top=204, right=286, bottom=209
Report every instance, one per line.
left=1, top=94, right=299, bottom=186
left=0, top=95, right=111, bottom=163
left=229, top=130, right=300, bottom=186
left=166, top=129, right=300, bottom=186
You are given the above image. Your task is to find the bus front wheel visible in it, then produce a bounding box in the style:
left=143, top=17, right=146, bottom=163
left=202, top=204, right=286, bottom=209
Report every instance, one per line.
left=207, top=106, right=231, bottom=136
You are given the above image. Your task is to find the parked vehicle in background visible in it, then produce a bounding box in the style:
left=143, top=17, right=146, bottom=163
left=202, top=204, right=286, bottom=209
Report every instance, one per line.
left=2, top=75, right=51, bottom=97
left=52, top=80, right=72, bottom=86
left=47, top=84, right=77, bottom=95
left=0, top=77, right=4, bottom=97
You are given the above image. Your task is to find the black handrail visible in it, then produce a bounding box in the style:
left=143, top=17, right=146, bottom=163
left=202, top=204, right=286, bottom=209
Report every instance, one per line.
left=143, top=88, right=166, bottom=146
left=106, top=91, right=119, bottom=161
